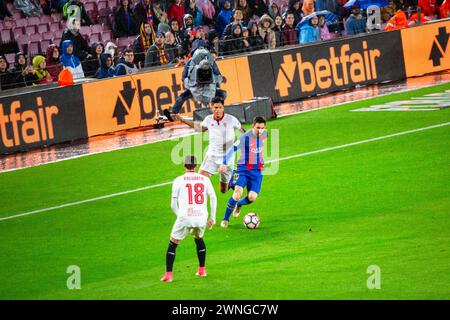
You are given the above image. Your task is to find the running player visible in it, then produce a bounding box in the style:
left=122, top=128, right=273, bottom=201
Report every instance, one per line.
left=218, top=116, right=267, bottom=228
left=173, top=96, right=245, bottom=193
left=161, top=156, right=217, bottom=282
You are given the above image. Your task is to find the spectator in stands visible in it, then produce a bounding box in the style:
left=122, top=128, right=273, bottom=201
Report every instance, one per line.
left=157, top=21, right=171, bottom=34
left=318, top=14, right=331, bottom=40
left=13, top=0, right=43, bottom=17
left=11, top=52, right=39, bottom=88
left=225, top=23, right=245, bottom=54
left=406, top=5, right=430, bottom=24
left=60, top=39, right=85, bottom=79
left=153, top=0, right=169, bottom=24
left=145, top=31, right=171, bottom=66
left=418, top=0, right=439, bottom=17
left=216, top=0, right=234, bottom=37
left=182, top=13, right=195, bottom=31
left=241, top=26, right=252, bottom=51
left=207, top=29, right=222, bottom=56
left=258, top=14, right=276, bottom=49
left=105, top=41, right=119, bottom=65
left=273, top=15, right=284, bottom=47
left=165, top=31, right=182, bottom=62
left=46, top=44, right=63, bottom=82
left=302, top=0, right=315, bottom=16
left=168, top=19, right=182, bottom=44
left=0, top=0, right=13, bottom=20
left=134, top=22, right=156, bottom=67
left=440, top=0, right=450, bottom=18
left=194, top=25, right=207, bottom=40
left=286, top=0, right=303, bottom=26
left=381, top=0, right=396, bottom=22
left=299, top=14, right=320, bottom=44
left=115, top=0, right=139, bottom=37
left=185, top=0, right=204, bottom=26
left=32, top=55, right=53, bottom=84
left=168, top=0, right=185, bottom=27
left=283, top=11, right=298, bottom=45
left=222, top=8, right=244, bottom=38
left=63, top=0, right=93, bottom=26
left=134, top=0, right=159, bottom=27
left=60, top=17, right=91, bottom=61
left=345, top=5, right=367, bottom=35
left=0, top=55, right=13, bottom=91
left=268, top=2, right=281, bottom=20
left=196, top=0, right=216, bottom=25
left=115, top=48, right=139, bottom=75
left=40, top=0, right=58, bottom=15
left=235, top=0, right=252, bottom=24
left=95, top=53, right=115, bottom=78
left=247, top=20, right=264, bottom=51
left=385, top=8, right=409, bottom=30
left=253, top=0, right=269, bottom=18
left=83, top=42, right=104, bottom=77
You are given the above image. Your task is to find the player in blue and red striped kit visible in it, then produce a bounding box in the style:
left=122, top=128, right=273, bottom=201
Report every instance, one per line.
left=218, top=116, right=267, bottom=228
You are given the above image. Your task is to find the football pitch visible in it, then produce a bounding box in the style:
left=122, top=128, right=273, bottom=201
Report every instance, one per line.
left=1, top=83, right=449, bottom=300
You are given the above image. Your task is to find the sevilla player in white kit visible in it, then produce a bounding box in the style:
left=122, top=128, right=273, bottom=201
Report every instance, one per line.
left=161, top=156, right=217, bottom=282
left=174, top=96, right=245, bottom=193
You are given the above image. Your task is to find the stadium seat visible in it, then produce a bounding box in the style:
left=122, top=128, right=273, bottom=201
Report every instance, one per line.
left=12, top=11, right=22, bottom=20
left=28, top=16, right=40, bottom=26
left=42, top=32, right=53, bottom=41
left=51, top=13, right=63, bottom=23
left=15, top=18, right=28, bottom=28
left=101, top=31, right=112, bottom=42
left=98, top=7, right=111, bottom=17
left=2, top=19, right=14, bottom=29
left=1, top=29, right=12, bottom=43
left=28, top=41, right=40, bottom=56
left=117, top=37, right=131, bottom=47
left=39, top=15, right=51, bottom=24
left=50, top=22, right=60, bottom=33
left=41, top=40, right=52, bottom=53
left=25, top=25, right=37, bottom=35
left=97, top=1, right=108, bottom=11
left=90, top=33, right=100, bottom=44
left=108, top=0, right=117, bottom=9
left=30, top=33, right=42, bottom=42
left=85, top=2, right=96, bottom=12
left=38, top=24, right=49, bottom=34
left=91, top=24, right=103, bottom=34
left=80, top=26, right=91, bottom=35
left=13, top=27, right=25, bottom=38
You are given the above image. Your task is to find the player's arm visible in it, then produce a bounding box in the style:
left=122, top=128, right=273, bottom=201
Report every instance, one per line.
left=219, top=136, right=243, bottom=173
left=173, top=115, right=208, bottom=132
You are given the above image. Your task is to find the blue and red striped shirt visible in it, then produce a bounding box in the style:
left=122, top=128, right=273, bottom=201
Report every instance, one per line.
left=223, top=130, right=267, bottom=171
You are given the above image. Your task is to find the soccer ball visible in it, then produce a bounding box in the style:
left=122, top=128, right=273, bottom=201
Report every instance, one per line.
left=243, top=213, right=260, bottom=229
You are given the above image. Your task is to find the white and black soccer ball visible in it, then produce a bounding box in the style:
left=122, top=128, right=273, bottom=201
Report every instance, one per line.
left=243, top=213, right=260, bottom=229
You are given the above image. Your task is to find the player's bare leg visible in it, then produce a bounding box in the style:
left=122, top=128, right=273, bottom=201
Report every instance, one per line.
left=161, top=237, right=180, bottom=282
left=221, top=186, right=243, bottom=227
left=194, top=235, right=207, bottom=277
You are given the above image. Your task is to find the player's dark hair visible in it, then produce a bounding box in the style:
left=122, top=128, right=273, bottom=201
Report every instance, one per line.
left=184, top=155, right=197, bottom=170
left=253, top=116, right=266, bottom=125
left=211, top=96, right=224, bottom=105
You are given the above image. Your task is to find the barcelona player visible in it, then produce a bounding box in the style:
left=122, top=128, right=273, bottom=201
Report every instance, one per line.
left=218, top=116, right=267, bottom=228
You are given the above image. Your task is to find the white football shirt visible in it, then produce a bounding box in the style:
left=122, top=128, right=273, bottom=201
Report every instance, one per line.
left=201, top=114, right=242, bottom=159
left=171, top=172, right=216, bottom=227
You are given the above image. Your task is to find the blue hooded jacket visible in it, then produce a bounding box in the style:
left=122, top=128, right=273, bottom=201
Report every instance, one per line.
left=59, top=40, right=82, bottom=68
left=298, top=22, right=321, bottom=44
left=95, top=53, right=115, bottom=79
left=216, top=0, right=234, bottom=37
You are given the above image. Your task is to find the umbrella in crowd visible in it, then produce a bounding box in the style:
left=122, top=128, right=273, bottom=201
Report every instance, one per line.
left=343, top=0, right=391, bottom=10
left=296, top=10, right=338, bottom=29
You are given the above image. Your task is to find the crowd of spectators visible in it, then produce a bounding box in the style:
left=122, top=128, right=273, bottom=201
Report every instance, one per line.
left=1, top=0, right=449, bottom=91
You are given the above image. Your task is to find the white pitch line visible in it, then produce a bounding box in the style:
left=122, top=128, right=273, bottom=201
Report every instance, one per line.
left=1, top=122, right=449, bottom=222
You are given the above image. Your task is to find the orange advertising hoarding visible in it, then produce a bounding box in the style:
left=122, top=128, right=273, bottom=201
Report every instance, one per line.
left=401, top=20, right=450, bottom=77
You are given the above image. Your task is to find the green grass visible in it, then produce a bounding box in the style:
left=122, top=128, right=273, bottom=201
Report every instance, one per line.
left=0, top=83, right=449, bottom=299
